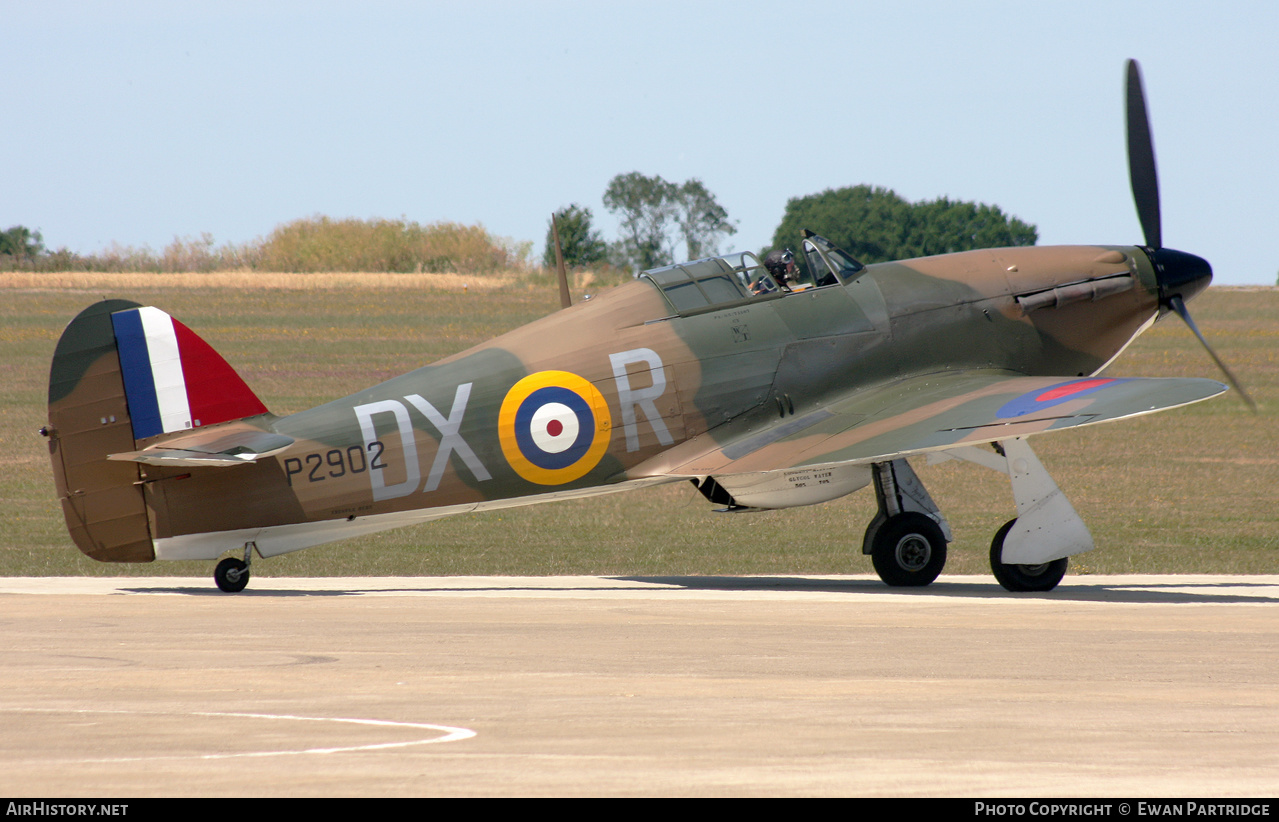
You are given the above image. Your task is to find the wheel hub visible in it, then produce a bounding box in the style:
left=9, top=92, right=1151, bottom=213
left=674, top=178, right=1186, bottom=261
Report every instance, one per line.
left=895, top=535, right=931, bottom=571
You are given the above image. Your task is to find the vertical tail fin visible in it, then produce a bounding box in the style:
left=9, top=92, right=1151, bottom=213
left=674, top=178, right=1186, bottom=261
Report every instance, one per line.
left=46, top=301, right=270, bottom=562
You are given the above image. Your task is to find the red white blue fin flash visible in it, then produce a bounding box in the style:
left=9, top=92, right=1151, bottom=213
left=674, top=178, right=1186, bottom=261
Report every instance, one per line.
left=110, top=306, right=268, bottom=441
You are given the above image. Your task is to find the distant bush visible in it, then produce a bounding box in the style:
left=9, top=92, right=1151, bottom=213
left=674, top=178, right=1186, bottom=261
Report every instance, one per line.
left=3, top=234, right=259, bottom=273
left=1, top=217, right=530, bottom=274
left=257, top=217, right=529, bottom=274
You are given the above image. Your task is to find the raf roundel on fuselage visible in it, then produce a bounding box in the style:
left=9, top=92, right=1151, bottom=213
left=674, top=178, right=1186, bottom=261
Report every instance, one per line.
left=499, top=370, right=613, bottom=485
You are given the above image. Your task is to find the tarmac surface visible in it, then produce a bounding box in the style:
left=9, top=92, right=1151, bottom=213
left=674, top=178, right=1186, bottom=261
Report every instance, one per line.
left=1, top=574, right=1277, bottom=798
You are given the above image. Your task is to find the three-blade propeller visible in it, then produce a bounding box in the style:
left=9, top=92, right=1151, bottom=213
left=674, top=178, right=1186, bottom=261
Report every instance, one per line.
left=1125, top=59, right=1255, bottom=410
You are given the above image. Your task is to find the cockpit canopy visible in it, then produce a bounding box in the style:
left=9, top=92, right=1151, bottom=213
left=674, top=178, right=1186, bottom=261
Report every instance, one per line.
left=800, top=229, right=864, bottom=282
left=640, top=231, right=865, bottom=316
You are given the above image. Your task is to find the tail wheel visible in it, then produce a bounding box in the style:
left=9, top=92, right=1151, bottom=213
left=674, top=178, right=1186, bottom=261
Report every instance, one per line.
left=990, top=519, right=1068, bottom=592
left=870, top=512, right=947, bottom=587
left=214, top=557, right=250, bottom=593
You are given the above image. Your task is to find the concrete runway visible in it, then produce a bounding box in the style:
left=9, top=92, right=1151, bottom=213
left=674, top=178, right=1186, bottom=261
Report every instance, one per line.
left=2, top=574, right=1277, bottom=797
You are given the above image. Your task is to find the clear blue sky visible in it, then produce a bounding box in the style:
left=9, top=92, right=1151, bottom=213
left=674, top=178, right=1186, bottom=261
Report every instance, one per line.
left=5, top=1, right=1276, bottom=284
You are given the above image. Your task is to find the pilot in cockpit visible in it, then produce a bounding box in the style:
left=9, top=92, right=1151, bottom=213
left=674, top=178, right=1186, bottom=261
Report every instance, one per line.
left=752, top=248, right=797, bottom=294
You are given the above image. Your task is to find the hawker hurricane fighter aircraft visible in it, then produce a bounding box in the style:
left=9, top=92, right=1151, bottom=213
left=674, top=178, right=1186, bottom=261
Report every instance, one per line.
left=45, top=61, right=1245, bottom=592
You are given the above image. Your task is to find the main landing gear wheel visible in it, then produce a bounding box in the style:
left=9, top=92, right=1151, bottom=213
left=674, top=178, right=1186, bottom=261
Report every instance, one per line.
left=989, top=518, right=1068, bottom=593
left=214, top=557, right=250, bottom=593
left=870, top=512, right=947, bottom=587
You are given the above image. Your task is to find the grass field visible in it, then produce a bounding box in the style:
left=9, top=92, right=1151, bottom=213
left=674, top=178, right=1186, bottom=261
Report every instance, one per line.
left=3, top=273, right=1276, bottom=578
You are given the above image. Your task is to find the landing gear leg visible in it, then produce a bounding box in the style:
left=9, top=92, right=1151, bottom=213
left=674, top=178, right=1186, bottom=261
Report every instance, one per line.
left=863, top=459, right=951, bottom=587
left=214, top=542, right=255, bottom=593
left=930, top=438, right=1091, bottom=592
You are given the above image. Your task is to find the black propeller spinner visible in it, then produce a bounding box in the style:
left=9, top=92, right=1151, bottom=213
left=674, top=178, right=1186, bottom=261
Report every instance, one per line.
left=1125, top=59, right=1254, bottom=410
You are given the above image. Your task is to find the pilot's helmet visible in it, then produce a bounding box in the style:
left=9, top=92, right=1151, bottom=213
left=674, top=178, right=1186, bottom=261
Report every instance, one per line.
left=764, top=249, right=795, bottom=282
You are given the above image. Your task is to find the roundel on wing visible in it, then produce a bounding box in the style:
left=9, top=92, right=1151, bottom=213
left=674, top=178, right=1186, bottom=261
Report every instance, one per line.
left=499, top=371, right=612, bottom=485
left=996, top=378, right=1129, bottom=419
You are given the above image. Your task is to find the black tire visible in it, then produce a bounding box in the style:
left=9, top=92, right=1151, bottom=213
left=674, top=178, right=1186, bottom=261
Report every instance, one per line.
left=989, top=518, right=1068, bottom=592
left=214, top=557, right=250, bottom=593
left=870, top=512, right=947, bottom=587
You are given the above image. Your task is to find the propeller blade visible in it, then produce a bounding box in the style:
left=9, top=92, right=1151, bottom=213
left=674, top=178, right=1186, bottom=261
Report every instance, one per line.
left=1167, top=295, right=1257, bottom=411
left=1126, top=59, right=1162, bottom=250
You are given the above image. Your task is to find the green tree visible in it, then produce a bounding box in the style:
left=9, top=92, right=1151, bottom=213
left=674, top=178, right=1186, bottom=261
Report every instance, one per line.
left=0, top=225, right=45, bottom=261
left=770, top=185, right=1036, bottom=264
left=603, top=172, right=735, bottom=270
left=675, top=179, right=736, bottom=261
left=543, top=204, right=607, bottom=269
left=603, top=172, right=678, bottom=271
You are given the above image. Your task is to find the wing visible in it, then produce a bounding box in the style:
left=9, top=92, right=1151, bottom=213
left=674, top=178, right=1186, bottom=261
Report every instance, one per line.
left=630, top=371, right=1226, bottom=478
